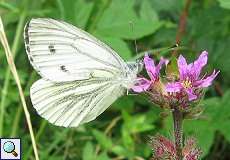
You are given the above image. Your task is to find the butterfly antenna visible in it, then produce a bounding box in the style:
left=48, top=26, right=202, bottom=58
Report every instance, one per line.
left=129, top=21, right=138, bottom=55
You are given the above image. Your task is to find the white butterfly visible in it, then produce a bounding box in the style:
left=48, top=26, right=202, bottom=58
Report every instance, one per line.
left=24, top=18, right=142, bottom=127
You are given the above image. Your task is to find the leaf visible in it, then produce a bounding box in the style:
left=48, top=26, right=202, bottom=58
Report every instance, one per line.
left=96, top=0, right=162, bottom=40
left=113, top=96, right=135, bottom=112
left=111, top=145, right=132, bottom=157
left=122, top=111, right=154, bottom=133
left=96, top=152, right=110, bottom=160
left=93, top=34, right=132, bottom=60
left=218, top=0, right=230, bottom=9
left=83, top=142, right=95, bottom=160
left=92, top=130, right=113, bottom=150
left=0, top=2, right=18, bottom=12
left=121, top=125, right=134, bottom=149
left=58, top=0, right=94, bottom=29
left=184, top=119, right=215, bottom=156
left=140, top=0, right=158, bottom=22
left=209, top=91, right=230, bottom=141
left=149, top=0, right=183, bottom=12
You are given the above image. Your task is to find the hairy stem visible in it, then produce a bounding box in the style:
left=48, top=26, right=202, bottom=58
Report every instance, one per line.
left=173, top=108, right=183, bottom=160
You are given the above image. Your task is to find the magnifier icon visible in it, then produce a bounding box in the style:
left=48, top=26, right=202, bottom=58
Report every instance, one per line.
left=3, top=141, right=18, bottom=157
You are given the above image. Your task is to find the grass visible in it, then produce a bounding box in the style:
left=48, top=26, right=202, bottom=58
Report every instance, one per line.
left=0, top=16, right=39, bottom=160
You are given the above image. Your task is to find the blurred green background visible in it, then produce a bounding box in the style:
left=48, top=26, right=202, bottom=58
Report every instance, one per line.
left=0, top=0, right=230, bottom=159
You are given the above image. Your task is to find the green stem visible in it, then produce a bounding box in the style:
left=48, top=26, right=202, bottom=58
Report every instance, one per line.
left=131, top=46, right=188, bottom=61
left=173, top=108, right=183, bottom=160
left=0, top=12, right=26, bottom=137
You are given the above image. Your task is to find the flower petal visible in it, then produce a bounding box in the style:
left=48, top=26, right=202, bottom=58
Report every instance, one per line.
left=185, top=88, right=197, bottom=101
left=196, top=70, right=220, bottom=88
left=155, top=57, right=168, bottom=76
left=178, top=55, right=188, bottom=80
left=189, top=51, right=208, bottom=79
left=131, top=78, right=151, bottom=92
left=144, top=54, right=156, bottom=80
left=165, top=82, right=183, bottom=92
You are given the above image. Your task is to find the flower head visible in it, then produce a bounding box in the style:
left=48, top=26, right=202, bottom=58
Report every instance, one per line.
left=150, top=135, right=202, bottom=160
left=132, top=54, right=167, bottom=92
left=166, top=51, right=219, bottom=101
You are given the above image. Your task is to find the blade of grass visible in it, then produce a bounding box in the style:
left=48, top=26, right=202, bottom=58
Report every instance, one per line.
left=24, top=120, right=48, bottom=160
left=43, top=129, right=69, bottom=158
left=10, top=71, right=36, bottom=137
left=0, top=2, right=19, bottom=12
left=0, top=12, right=26, bottom=137
left=0, top=16, right=39, bottom=160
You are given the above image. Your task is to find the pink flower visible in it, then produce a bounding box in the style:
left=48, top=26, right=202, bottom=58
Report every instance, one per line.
left=132, top=54, right=167, bottom=92
left=166, top=51, right=219, bottom=101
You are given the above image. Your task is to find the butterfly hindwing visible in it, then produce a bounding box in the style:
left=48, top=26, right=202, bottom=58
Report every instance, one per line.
left=30, top=79, right=124, bottom=127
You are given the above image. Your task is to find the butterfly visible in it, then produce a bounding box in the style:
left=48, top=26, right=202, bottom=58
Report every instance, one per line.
left=24, top=18, right=143, bottom=127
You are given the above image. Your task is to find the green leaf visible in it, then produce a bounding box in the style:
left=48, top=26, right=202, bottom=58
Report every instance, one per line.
left=92, top=130, right=113, bottom=150
left=184, top=119, right=215, bottom=156
left=93, top=34, right=132, bottom=60
left=58, top=0, right=94, bottom=29
left=113, top=96, right=135, bottom=112
left=0, top=2, right=19, bottom=12
left=96, top=0, right=162, bottom=40
left=96, top=152, right=110, bottom=160
left=121, top=126, right=134, bottom=149
left=83, top=142, right=95, bottom=160
left=209, top=91, right=230, bottom=141
left=122, top=111, right=154, bottom=133
left=140, top=0, right=158, bottom=22
left=111, top=145, right=130, bottom=157
left=218, top=0, right=230, bottom=9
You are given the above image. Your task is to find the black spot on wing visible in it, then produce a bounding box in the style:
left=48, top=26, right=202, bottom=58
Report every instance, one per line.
left=48, top=45, right=55, bottom=54
left=60, top=65, right=68, bottom=72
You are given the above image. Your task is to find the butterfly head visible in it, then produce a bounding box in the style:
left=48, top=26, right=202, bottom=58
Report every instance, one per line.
left=127, top=59, right=143, bottom=74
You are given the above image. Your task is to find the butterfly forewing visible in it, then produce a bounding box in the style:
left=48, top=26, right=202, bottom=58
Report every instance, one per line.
left=24, top=18, right=127, bottom=82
